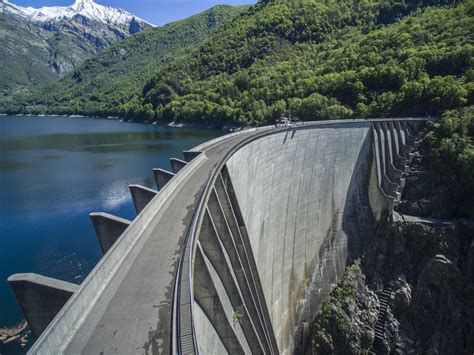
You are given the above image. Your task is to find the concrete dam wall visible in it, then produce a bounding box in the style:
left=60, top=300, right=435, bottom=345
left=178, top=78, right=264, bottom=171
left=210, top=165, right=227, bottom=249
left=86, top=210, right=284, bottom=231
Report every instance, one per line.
left=7, top=119, right=424, bottom=354
left=225, top=123, right=375, bottom=352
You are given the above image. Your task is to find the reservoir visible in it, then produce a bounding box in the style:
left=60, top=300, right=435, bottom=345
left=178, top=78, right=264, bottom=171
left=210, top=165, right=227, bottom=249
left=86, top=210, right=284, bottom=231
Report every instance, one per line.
left=0, top=116, right=220, bottom=354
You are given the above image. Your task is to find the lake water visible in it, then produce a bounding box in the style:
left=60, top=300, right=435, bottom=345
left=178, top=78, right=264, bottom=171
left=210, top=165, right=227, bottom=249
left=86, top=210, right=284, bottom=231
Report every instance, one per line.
left=0, top=116, right=221, bottom=354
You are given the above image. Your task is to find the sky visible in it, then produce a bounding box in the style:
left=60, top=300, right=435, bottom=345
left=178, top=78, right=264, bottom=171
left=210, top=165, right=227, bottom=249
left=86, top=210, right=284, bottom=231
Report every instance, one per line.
left=10, top=0, right=258, bottom=25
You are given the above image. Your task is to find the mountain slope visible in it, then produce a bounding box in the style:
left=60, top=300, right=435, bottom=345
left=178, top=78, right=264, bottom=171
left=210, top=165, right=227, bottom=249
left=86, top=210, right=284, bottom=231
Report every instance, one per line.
left=0, top=7, right=56, bottom=97
left=4, top=5, right=247, bottom=116
left=0, top=0, right=151, bottom=99
left=3, top=0, right=152, bottom=29
left=130, top=0, right=472, bottom=126
left=6, top=0, right=473, bottom=125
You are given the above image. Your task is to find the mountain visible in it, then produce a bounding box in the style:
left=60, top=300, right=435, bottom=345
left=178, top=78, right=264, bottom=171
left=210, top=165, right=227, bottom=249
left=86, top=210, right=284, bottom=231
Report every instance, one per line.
left=2, top=5, right=248, bottom=116
left=0, top=0, right=152, bottom=99
left=5, top=0, right=473, bottom=125
left=2, top=0, right=152, bottom=30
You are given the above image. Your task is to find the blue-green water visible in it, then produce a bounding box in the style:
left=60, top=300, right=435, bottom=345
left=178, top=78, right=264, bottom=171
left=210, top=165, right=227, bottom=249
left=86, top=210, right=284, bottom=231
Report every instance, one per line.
left=0, top=116, right=220, bottom=354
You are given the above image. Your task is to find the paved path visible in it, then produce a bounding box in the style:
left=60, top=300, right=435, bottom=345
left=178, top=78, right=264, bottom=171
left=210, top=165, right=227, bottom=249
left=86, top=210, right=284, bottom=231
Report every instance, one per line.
left=61, top=132, right=257, bottom=354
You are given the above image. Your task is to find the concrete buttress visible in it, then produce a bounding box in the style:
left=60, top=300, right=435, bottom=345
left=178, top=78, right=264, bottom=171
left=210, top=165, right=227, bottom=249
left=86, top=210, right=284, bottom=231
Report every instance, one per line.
left=8, top=274, right=79, bottom=337
left=89, top=212, right=131, bottom=254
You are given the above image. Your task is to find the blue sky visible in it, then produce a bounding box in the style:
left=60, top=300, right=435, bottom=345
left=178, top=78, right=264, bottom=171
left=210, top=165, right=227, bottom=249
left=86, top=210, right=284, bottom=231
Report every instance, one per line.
left=10, top=0, right=257, bottom=25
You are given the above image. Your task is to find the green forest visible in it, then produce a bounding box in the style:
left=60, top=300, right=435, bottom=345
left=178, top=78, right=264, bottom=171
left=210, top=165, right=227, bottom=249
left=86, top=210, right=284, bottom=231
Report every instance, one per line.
left=136, top=0, right=473, bottom=127
left=3, top=0, right=474, bottom=128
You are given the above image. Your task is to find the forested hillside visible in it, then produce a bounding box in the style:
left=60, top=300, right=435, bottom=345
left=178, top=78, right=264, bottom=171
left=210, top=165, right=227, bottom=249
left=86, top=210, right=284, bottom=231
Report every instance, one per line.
left=135, top=0, right=473, bottom=126
left=2, top=5, right=247, bottom=116
left=5, top=0, right=473, bottom=127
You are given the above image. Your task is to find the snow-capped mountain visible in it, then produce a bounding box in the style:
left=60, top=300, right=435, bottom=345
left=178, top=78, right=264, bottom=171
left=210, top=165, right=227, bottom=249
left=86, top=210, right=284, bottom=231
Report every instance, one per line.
left=0, top=0, right=154, bottom=86
left=2, top=0, right=154, bottom=29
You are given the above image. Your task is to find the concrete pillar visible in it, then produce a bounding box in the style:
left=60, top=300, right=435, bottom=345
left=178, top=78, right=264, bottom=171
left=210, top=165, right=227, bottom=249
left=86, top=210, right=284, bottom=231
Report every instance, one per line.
left=388, top=121, right=409, bottom=172
left=8, top=274, right=79, bottom=338
left=394, top=121, right=412, bottom=157
left=153, top=168, right=175, bottom=190
left=381, top=122, right=403, bottom=176
left=400, top=121, right=416, bottom=146
left=170, top=158, right=188, bottom=174
left=380, top=122, right=404, bottom=192
left=200, top=209, right=264, bottom=353
left=193, top=247, right=246, bottom=354
left=129, top=184, right=157, bottom=214
left=183, top=150, right=201, bottom=162
left=372, top=124, right=399, bottom=199
left=215, top=169, right=279, bottom=353
left=90, top=212, right=131, bottom=254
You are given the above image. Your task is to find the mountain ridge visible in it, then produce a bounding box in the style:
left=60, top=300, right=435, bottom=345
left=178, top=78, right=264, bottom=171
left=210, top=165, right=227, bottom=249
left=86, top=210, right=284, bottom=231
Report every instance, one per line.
left=3, top=0, right=473, bottom=128
left=2, top=0, right=154, bottom=28
left=0, top=0, right=152, bottom=99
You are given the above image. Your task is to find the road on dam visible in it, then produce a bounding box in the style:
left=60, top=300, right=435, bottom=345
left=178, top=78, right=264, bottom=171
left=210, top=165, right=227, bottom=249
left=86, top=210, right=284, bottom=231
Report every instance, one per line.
left=33, top=129, right=261, bottom=354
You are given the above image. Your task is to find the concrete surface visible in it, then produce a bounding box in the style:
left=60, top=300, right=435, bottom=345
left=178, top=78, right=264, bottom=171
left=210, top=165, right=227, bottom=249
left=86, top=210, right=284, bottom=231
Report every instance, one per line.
left=129, top=184, right=158, bottom=214
left=153, top=168, right=176, bottom=190
left=170, top=158, right=188, bottom=174
left=225, top=123, right=377, bottom=353
left=27, top=131, right=256, bottom=354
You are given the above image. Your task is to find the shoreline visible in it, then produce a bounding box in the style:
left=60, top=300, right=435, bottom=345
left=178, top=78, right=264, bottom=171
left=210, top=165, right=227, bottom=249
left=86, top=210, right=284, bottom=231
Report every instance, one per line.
left=0, top=113, right=246, bottom=132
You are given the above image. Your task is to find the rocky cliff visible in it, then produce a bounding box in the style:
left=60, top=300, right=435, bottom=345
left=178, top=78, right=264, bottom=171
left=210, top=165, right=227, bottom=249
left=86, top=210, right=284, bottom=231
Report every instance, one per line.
left=306, top=220, right=474, bottom=355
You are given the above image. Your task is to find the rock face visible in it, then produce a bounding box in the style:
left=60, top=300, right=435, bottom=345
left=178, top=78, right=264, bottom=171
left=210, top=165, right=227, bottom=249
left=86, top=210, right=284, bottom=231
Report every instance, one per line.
left=0, top=0, right=152, bottom=95
left=306, top=221, right=474, bottom=354
left=305, top=129, right=474, bottom=354
left=304, top=263, right=379, bottom=354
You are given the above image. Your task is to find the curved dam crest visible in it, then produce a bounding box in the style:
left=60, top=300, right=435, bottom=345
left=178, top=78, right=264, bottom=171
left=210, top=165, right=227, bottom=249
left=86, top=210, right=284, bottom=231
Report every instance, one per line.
left=7, top=119, right=425, bottom=354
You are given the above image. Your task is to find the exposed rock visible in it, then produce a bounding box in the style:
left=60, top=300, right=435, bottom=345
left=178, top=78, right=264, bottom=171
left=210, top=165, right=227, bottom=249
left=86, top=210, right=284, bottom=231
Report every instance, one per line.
left=0, top=0, right=152, bottom=95
left=0, top=320, right=29, bottom=346
left=304, top=262, right=379, bottom=354
left=392, top=280, right=411, bottom=317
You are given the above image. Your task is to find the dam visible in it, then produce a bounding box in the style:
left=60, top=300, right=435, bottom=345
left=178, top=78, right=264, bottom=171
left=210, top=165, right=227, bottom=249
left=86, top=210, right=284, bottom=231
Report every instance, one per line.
left=7, top=119, right=426, bottom=354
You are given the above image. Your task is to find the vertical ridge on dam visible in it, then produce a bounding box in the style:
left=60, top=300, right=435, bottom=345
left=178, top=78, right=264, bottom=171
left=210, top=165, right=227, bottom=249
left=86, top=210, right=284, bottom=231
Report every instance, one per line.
left=7, top=119, right=426, bottom=354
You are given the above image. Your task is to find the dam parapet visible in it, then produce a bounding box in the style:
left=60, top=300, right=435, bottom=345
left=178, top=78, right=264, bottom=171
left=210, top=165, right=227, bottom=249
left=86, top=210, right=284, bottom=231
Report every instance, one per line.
left=7, top=119, right=428, bottom=354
